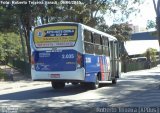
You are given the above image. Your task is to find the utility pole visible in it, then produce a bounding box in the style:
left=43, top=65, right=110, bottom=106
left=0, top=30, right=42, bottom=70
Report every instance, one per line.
left=153, top=0, right=160, bottom=62
left=153, top=0, right=160, bottom=63
left=18, top=17, right=27, bottom=74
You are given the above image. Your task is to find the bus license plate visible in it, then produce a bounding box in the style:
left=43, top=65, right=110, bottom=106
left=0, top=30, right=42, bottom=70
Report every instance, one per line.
left=50, top=74, right=60, bottom=78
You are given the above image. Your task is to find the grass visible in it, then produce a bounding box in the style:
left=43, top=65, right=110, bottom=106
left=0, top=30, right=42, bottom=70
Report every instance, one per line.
left=0, top=69, right=7, bottom=81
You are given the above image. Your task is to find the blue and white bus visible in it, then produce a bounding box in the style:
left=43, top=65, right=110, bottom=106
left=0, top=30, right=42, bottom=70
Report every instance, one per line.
left=30, top=22, right=121, bottom=89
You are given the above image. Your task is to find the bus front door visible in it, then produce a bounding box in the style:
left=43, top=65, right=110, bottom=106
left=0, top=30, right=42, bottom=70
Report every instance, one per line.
left=110, top=41, right=119, bottom=80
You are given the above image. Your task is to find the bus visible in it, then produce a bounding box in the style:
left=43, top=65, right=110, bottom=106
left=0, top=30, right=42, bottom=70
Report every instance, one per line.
left=30, top=22, right=121, bottom=89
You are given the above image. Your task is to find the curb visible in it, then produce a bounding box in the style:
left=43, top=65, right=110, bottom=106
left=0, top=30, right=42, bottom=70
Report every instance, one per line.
left=0, top=82, right=49, bottom=91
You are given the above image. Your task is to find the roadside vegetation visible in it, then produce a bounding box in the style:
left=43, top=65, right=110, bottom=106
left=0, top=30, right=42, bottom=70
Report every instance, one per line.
left=0, top=33, right=23, bottom=63
left=0, top=0, right=144, bottom=63
left=144, top=48, right=158, bottom=62
left=0, top=69, right=7, bottom=81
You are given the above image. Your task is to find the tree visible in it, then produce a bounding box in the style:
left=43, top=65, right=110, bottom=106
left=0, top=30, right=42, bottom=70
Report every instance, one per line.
left=0, top=33, right=22, bottom=62
left=98, top=23, right=132, bottom=41
left=0, top=5, right=18, bottom=33
left=0, top=1, right=40, bottom=62
left=153, top=0, right=160, bottom=62
left=0, top=4, right=28, bottom=64
left=0, top=0, right=143, bottom=63
left=47, top=0, right=143, bottom=27
left=146, top=20, right=156, bottom=30
left=145, top=48, right=157, bottom=62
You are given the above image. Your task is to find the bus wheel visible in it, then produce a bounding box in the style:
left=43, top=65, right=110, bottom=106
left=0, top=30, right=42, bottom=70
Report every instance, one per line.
left=51, top=81, right=65, bottom=89
left=112, top=79, right=117, bottom=84
left=90, top=76, right=99, bottom=89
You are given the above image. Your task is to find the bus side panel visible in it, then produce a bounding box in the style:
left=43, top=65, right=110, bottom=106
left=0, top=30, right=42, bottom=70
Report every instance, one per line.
left=84, top=54, right=100, bottom=82
left=84, top=54, right=111, bottom=82
left=101, top=56, right=111, bottom=81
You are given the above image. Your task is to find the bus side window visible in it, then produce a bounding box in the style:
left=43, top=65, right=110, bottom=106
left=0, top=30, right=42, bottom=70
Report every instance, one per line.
left=93, top=33, right=101, bottom=44
left=93, top=33, right=102, bottom=55
left=84, top=30, right=92, bottom=42
left=102, top=36, right=109, bottom=56
left=84, top=30, right=94, bottom=54
left=102, top=36, right=108, bottom=46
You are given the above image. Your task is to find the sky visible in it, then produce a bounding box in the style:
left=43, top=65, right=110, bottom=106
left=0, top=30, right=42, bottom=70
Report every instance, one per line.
left=105, top=0, right=157, bottom=28
left=129, top=0, right=156, bottom=27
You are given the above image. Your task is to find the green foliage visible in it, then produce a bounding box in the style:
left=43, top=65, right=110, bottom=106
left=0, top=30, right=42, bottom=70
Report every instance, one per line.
left=38, top=0, right=143, bottom=27
left=0, top=69, right=7, bottom=80
left=98, top=23, right=132, bottom=41
left=146, top=20, right=156, bottom=30
left=0, top=0, right=143, bottom=63
left=144, top=48, right=157, bottom=62
left=0, top=5, right=18, bottom=33
left=107, top=0, right=144, bottom=23
left=0, top=0, right=144, bottom=31
left=0, top=33, right=22, bottom=62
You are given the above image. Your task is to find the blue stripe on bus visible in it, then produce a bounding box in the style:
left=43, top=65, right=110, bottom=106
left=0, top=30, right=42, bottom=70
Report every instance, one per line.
left=84, top=54, right=110, bottom=82
left=33, top=50, right=77, bottom=71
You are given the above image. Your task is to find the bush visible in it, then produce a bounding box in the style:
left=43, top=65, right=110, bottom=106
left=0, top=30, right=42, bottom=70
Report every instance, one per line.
left=0, top=69, right=7, bottom=80
left=144, top=48, right=157, bottom=62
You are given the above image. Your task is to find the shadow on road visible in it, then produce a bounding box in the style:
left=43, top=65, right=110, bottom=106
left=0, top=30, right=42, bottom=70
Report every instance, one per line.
left=97, top=70, right=160, bottom=107
left=0, top=85, right=89, bottom=100
left=1, top=68, right=160, bottom=110
left=0, top=84, right=111, bottom=113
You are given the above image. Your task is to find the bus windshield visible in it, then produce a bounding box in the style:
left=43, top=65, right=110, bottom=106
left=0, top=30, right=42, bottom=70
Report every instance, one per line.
left=33, top=24, right=78, bottom=48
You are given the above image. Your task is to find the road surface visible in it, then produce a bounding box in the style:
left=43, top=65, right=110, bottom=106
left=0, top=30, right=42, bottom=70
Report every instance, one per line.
left=0, top=65, right=160, bottom=113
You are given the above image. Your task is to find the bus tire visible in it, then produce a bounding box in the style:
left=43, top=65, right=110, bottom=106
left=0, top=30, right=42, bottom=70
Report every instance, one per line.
left=112, top=79, right=117, bottom=84
left=90, top=76, right=99, bottom=89
left=51, top=81, right=65, bottom=89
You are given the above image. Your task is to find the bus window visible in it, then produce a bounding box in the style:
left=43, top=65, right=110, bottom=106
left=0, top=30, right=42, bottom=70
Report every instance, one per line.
left=84, top=30, right=92, bottom=42
left=102, top=36, right=109, bottom=56
left=84, top=30, right=94, bottom=54
left=103, top=46, right=109, bottom=56
left=102, top=36, right=109, bottom=46
left=93, top=33, right=101, bottom=44
left=93, top=33, right=102, bottom=55
left=84, top=42, right=94, bottom=54
left=95, top=45, right=103, bottom=55
left=114, top=41, right=118, bottom=59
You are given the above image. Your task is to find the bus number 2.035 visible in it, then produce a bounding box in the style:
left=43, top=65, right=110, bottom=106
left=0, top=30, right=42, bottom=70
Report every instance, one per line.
left=62, top=54, right=74, bottom=59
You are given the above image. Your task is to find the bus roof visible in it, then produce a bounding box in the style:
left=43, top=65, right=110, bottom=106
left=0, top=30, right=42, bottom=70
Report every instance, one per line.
left=35, top=22, right=117, bottom=41
left=80, top=23, right=117, bottom=41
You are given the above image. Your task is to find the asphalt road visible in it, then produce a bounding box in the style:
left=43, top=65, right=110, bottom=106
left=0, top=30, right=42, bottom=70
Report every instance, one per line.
left=0, top=66, right=160, bottom=113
